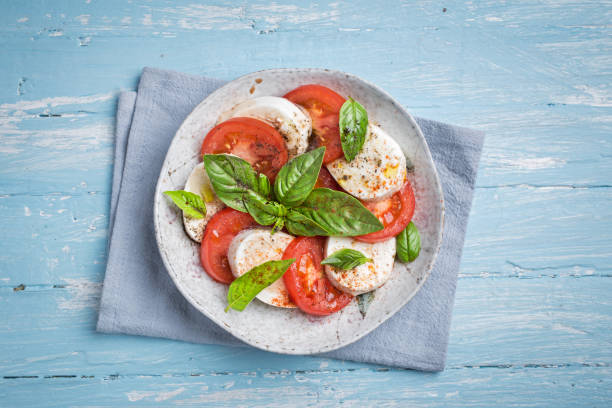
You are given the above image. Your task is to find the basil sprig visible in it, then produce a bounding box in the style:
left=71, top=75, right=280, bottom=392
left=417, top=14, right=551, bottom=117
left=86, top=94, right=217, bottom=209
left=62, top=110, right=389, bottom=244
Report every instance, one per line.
left=163, top=190, right=207, bottom=219
left=286, top=188, right=383, bottom=237
left=339, top=97, right=369, bottom=162
left=274, top=147, right=325, bottom=207
left=203, top=151, right=383, bottom=237
left=202, top=154, right=270, bottom=212
left=396, top=222, right=421, bottom=263
left=321, top=248, right=372, bottom=270
left=226, top=259, right=295, bottom=312
left=242, top=190, right=287, bottom=232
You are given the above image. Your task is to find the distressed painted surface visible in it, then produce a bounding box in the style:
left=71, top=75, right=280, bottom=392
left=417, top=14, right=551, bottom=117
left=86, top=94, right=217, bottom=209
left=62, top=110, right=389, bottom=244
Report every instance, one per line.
left=0, top=0, right=610, bottom=406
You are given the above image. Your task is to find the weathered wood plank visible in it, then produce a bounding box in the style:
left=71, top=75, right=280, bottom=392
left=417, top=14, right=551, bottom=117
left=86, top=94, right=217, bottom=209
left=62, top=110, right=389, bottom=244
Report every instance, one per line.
left=3, top=99, right=611, bottom=197
left=1, top=365, right=610, bottom=407
left=2, top=99, right=610, bottom=191
left=1, top=277, right=610, bottom=377
left=1, top=186, right=610, bottom=284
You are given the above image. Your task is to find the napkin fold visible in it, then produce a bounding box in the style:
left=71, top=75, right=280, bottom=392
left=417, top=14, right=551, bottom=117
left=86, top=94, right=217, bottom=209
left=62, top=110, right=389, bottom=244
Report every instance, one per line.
left=97, top=67, right=484, bottom=371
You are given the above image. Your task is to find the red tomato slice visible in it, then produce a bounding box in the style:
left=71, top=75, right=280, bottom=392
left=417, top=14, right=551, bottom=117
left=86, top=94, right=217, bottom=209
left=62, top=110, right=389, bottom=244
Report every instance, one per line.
left=282, top=237, right=353, bottom=316
left=355, top=181, right=416, bottom=243
left=314, top=167, right=342, bottom=191
left=201, top=117, right=288, bottom=180
left=200, top=208, right=258, bottom=284
left=284, top=85, right=346, bottom=164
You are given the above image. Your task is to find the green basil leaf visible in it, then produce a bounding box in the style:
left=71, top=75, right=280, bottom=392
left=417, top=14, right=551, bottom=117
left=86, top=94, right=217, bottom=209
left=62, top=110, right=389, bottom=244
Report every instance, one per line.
left=285, top=209, right=329, bottom=236
left=163, top=190, right=206, bottom=219
left=258, top=173, right=271, bottom=198
left=321, top=249, right=372, bottom=270
left=292, top=188, right=383, bottom=236
left=339, top=97, right=368, bottom=162
left=225, top=258, right=295, bottom=312
left=396, top=222, right=421, bottom=263
left=357, top=291, right=375, bottom=317
left=202, top=154, right=269, bottom=212
left=274, top=147, right=325, bottom=207
left=242, top=190, right=285, bottom=227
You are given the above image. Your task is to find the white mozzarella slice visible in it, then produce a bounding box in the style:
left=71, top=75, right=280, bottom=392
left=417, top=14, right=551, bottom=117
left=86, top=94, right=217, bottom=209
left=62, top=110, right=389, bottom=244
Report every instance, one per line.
left=326, top=124, right=407, bottom=201
left=228, top=228, right=296, bottom=308
left=324, top=237, right=396, bottom=296
left=217, top=96, right=312, bottom=158
left=182, top=162, right=224, bottom=243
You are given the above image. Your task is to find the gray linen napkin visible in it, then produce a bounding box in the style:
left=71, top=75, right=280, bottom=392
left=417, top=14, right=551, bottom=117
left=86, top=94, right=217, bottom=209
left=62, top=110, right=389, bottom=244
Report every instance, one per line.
left=97, top=67, right=484, bottom=371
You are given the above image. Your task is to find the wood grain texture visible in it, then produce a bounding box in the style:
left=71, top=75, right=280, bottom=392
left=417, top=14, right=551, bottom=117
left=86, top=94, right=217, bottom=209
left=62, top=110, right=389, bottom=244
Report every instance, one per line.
left=0, top=0, right=610, bottom=406
left=2, top=366, right=610, bottom=407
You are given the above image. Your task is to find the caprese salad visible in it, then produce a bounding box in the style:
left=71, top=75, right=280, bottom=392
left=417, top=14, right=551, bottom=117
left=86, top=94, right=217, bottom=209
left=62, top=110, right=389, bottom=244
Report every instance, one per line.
left=163, top=84, right=421, bottom=317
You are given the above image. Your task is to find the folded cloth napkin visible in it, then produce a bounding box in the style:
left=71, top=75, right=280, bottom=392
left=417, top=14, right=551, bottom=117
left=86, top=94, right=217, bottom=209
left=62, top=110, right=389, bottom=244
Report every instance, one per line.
left=97, top=67, right=484, bottom=371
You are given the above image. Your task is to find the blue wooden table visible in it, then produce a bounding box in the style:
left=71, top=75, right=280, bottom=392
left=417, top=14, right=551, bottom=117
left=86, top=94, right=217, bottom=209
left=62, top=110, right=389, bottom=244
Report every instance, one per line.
left=1, top=1, right=611, bottom=406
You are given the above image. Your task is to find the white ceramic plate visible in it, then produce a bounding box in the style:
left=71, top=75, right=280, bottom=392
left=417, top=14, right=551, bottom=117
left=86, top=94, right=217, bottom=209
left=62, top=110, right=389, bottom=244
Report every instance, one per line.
left=154, top=68, right=444, bottom=354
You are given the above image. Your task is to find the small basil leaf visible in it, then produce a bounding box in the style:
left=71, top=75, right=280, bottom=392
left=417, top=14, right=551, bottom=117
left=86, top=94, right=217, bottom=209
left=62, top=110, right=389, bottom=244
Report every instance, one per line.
left=285, top=209, right=329, bottom=236
left=202, top=154, right=268, bottom=212
left=274, top=147, right=325, bottom=207
left=321, top=249, right=372, bottom=270
left=339, top=97, right=368, bottom=162
left=357, top=291, right=375, bottom=317
left=258, top=173, right=271, bottom=198
left=293, top=188, right=383, bottom=236
left=225, top=258, right=295, bottom=312
left=242, top=190, right=283, bottom=226
left=396, top=222, right=421, bottom=263
left=163, top=190, right=206, bottom=219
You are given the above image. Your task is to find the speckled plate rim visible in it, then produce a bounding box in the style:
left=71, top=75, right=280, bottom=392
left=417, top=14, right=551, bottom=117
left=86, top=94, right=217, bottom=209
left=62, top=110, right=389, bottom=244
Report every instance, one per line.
left=154, top=68, right=445, bottom=355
